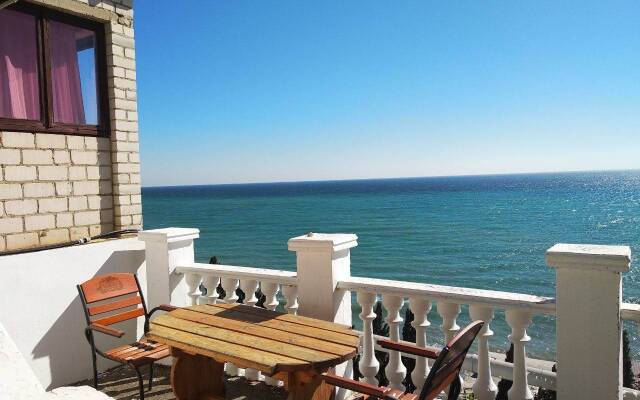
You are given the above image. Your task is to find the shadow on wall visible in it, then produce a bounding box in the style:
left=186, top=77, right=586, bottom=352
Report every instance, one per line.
left=32, top=249, right=145, bottom=390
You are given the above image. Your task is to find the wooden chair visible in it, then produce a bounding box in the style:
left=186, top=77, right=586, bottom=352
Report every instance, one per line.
left=77, top=273, right=177, bottom=400
left=323, top=320, right=484, bottom=400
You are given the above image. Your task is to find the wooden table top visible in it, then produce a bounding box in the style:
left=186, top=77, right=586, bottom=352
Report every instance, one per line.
left=148, top=303, right=360, bottom=375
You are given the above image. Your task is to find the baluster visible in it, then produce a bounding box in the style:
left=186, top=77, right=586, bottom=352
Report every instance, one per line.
left=261, top=281, right=281, bottom=385
left=220, top=277, right=240, bottom=376
left=201, top=275, right=219, bottom=304
left=382, top=294, right=406, bottom=390
left=184, top=273, right=202, bottom=306
left=357, top=291, right=379, bottom=386
left=240, top=279, right=261, bottom=381
left=437, top=302, right=462, bottom=396
left=506, top=309, right=533, bottom=400
left=241, top=279, right=259, bottom=307
left=409, top=297, right=431, bottom=393
left=469, top=305, right=497, bottom=400
left=282, top=285, right=299, bottom=315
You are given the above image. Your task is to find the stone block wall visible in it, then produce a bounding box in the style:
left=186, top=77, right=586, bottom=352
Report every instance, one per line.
left=0, top=0, right=141, bottom=252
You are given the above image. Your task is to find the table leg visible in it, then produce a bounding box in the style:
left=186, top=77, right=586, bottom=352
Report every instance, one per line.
left=170, top=348, right=225, bottom=400
left=286, top=369, right=335, bottom=400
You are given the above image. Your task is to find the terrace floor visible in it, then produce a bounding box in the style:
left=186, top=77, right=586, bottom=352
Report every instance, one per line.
left=74, top=365, right=288, bottom=400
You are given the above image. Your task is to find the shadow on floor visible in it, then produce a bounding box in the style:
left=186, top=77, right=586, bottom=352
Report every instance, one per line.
left=73, top=364, right=289, bottom=400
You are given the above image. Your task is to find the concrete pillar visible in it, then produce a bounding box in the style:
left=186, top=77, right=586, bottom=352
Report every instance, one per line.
left=288, top=232, right=358, bottom=400
left=546, top=243, right=631, bottom=400
left=288, top=232, right=357, bottom=325
left=138, top=227, right=200, bottom=309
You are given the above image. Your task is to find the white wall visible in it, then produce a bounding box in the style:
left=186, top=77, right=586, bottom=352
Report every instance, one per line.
left=0, top=237, right=146, bottom=389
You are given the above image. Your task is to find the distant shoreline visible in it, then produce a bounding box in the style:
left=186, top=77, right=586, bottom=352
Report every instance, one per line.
left=142, top=168, right=640, bottom=190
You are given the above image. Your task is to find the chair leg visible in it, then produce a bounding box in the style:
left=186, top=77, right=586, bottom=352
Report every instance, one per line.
left=447, top=376, right=462, bottom=400
left=133, top=366, right=145, bottom=400
left=91, top=351, right=98, bottom=389
left=148, top=363, right=154, bottom=391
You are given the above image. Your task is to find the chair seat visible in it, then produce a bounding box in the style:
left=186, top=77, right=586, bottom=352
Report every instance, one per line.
left=104, top=338, right=169, bottom=366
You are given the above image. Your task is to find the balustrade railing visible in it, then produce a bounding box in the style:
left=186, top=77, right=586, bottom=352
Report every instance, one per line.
left=142, top=229, right=633, bottom=400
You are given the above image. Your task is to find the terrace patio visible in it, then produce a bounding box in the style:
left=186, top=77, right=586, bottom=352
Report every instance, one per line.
left=2, top=228, right=638, bottom=400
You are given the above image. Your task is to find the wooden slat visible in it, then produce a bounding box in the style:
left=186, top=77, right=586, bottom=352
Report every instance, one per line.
left=187, top=305, right=359, bottom=347
left=93, top=308, right=144, bottom=326
left=164, top=309, right=355, bottom=357
left=147, top=324, right=308, bottom=374
left=377, top=338, right=440, bottom=359
left=211, top=303, right=358, bottom=336
left=88, top=295, right=142, bottom=316
left=81, top=273, right=139, bottom=303
left=152, top=313, right=344, bottom=365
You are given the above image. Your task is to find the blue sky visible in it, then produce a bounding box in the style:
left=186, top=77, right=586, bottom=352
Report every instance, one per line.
left=135, top=1, right=639, bottom=186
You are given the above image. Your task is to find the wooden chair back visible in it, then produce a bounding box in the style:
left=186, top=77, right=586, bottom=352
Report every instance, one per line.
left=419, top=320, right=484, bottom=400
left=77, top=273, right=148, bottom=328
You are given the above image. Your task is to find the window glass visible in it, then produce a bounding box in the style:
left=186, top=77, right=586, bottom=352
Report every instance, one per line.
left=0, top=9, right=40, bottom=120
left=49, top=20, right=98, bottom=125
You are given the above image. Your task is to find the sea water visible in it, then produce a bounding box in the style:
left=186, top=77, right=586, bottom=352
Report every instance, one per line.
left=142, top=170, right=640, bottom=360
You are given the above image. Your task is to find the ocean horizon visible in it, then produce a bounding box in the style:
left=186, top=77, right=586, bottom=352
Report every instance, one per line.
left=142, top=169, right=640, bottom=360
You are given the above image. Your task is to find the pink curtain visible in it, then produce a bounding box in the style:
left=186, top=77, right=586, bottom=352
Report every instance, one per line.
left=0, top=9, right=40, bottom=120
left=50, top=21, right=86, bottom=124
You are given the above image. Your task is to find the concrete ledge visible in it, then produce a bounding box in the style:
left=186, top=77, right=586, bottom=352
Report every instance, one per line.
left=546, top=243, right=631, bottom=273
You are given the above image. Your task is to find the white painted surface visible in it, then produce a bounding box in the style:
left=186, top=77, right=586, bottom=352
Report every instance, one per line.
left=0, top=237, right=145, bottom=389
left=547, top=243, right=631, bottom=400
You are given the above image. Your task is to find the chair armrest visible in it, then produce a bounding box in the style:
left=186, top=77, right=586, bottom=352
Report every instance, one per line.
left=377, top=338, right=440, bottom=359
left=322, top=373, right=392, bottom=398
left=89, top=323, right=125, bottom=338
left=148, top=304, right=178, bottom=317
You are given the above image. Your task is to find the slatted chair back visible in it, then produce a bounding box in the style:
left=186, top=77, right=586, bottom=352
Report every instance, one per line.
left=419, top=320, right=484, bottom=400
left=77, top=273, right=148, bottom=328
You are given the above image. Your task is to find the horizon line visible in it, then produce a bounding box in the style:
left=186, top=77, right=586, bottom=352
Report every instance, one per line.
left=141, top=167, right=640, bottom=189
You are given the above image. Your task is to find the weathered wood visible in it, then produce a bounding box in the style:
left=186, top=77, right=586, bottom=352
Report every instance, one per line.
left=289, top=369, right=335, bottom=400
left=152, top=313, right=341, bottom=365
left=93, top=308, right=145, bottom=326
left=211, top=303, right=357, bottom=335
left=88, top=295, right=142, bottom=316
left=161, top=308, right=355, bottom=356
left=148, top=324, right=307, bottom=374
left=171, top=349, right=225, bottom=400
left=188, top=305, right=358, bottom=347
left=377, top=338, right=439, bottom=359
left=81, top=273, right=140, bottom=303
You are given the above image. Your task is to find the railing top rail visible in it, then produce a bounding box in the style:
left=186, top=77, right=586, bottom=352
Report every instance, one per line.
left=339, top=276, right=556, bottom=313
left=621, top=302, right=640, bottom=322
left=176, top=263, right=298, bottom=285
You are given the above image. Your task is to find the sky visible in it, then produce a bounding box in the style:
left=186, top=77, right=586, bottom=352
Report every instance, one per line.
left=135, top=1, right=640, bottom=186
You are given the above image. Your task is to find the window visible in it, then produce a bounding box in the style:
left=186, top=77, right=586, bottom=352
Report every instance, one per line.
left=0, top=4, right=108, bottom=136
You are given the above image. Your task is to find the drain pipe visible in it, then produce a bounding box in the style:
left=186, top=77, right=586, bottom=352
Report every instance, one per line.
left=0, top=229, right=139, bottom=256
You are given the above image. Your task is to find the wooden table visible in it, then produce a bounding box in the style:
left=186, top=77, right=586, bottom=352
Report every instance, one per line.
left=147, top=303, right=359, bottom=400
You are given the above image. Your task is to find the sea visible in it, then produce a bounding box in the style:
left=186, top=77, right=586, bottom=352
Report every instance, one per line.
left=142, top=170, right=640, bottom=360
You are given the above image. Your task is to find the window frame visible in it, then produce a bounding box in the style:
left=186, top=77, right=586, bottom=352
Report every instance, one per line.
left=0, top=3, right=110, bottom=137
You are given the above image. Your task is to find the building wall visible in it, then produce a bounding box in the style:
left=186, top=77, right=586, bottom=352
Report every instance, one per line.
left=0, top=0, right=141, bottom=252
left=0, top=237, right=147, bottom=389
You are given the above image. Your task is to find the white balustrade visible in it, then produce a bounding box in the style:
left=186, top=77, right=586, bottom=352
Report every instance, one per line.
left=357, top=291, right=380, bottom=386
left=409, top=297, right=431, bottom=393
left=184, top=272, right=202, bottom=306
left=506, top=308, right=533, bottom=400
left=240, top=279, right=261, bottom=381
left=382, top=294, right=406, bottom=390
left=282, top=285, right=299, bottom=315
left=201, top=275, right=219, bottom=304
left=261, top=281, right=281, bottom=385
left=469, top=305, right=497, bottom=400
left=438, top=302, right=462, bottom=397
left=220, top=277, right=240, bottom=376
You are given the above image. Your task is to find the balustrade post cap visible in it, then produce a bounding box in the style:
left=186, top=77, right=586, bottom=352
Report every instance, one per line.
left=288, top=233, right=358, bottom=253
left=546, top=243, right=631, bottom=273
left=138, top=227, right=200, bottom=244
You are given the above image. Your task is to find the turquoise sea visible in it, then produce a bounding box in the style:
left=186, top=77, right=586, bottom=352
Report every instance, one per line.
left=142, top=170, right=640, bottom=360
